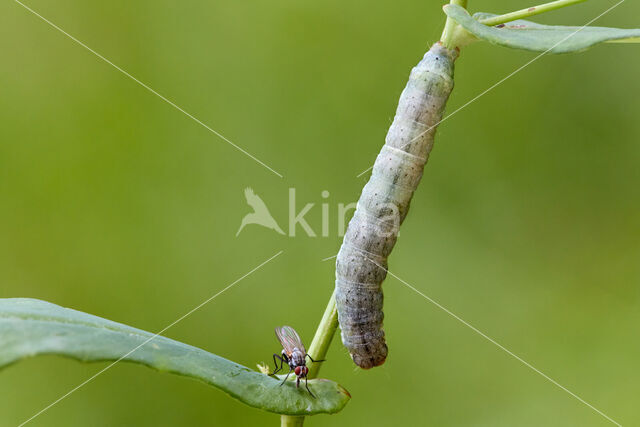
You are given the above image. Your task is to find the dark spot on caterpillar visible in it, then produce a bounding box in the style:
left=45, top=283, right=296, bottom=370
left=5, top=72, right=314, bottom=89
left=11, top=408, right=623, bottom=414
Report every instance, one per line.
left=496, top=24, right=505, bottom=28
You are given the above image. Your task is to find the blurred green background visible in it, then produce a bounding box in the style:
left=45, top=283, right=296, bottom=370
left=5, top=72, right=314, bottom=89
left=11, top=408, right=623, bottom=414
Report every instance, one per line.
left=1, top=0, right=638, bottom=425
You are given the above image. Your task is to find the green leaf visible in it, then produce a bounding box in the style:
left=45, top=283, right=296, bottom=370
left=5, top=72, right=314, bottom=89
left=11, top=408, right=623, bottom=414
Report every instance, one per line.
left=0, top=298, right=350, bottom=416
left=443, top=4, right=640, bottom=54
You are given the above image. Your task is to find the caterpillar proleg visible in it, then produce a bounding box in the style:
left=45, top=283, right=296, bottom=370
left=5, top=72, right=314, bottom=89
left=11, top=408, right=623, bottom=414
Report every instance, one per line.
left=335, top=42, right=457, bottom=369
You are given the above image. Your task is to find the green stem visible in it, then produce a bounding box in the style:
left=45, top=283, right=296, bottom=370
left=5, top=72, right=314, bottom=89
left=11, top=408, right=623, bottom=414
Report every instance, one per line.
left=281, top=416, right=305, bottom=427
left=279, top=292, right=339, bottom=426
left=440, top=0, right=469, bottom=50
left=478, top=0, right=588, bottom=27
left=306, top=291, right=338, bottom=379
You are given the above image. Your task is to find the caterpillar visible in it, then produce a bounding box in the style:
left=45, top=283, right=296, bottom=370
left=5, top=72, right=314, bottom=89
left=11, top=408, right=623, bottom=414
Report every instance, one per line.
left=335, top=42, right=458, bottom=369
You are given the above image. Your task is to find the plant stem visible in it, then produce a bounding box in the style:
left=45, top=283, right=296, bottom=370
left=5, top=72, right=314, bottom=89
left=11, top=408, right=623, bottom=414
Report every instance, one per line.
left=440, top=0, right=469, bottom=50
left=306, top=291, right=338, bottom=380
left=279, top=292, right=339, bottom=426
left=478, top=0, right=588, bottom=27
left=281, top=416, right=305, bottom=427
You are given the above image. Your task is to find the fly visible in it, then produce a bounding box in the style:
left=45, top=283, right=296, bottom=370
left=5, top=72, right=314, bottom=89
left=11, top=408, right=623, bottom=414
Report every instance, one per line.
left=272, top=325, right=324, bottom=398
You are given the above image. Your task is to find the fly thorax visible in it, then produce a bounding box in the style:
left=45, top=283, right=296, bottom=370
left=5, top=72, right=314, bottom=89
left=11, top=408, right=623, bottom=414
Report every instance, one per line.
left=291, top=349, right=305, bottom=366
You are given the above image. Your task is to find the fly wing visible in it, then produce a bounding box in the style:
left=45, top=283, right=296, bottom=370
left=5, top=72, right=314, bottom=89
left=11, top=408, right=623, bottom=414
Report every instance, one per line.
left=275, top=326, right=306, bottom=355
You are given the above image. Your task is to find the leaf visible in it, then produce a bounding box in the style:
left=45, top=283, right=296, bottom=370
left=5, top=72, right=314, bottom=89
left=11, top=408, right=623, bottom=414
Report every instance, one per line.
left=443, top=4, right=640, bottom=54
left=0, top=298, right=350, bottom=416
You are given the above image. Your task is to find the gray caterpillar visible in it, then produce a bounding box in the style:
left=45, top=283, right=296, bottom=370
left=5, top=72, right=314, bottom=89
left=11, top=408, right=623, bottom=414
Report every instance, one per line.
left=335, top=42, right=458, bottom=369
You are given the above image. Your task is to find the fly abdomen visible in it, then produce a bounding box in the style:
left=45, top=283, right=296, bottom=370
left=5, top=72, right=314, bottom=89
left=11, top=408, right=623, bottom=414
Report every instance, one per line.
left=335, top=42, right=457, bottom=369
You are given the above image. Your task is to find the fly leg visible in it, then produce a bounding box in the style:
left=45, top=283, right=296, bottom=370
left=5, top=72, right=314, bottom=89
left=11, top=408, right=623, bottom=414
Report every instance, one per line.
left=306, top=354, right=325, bottom=363
left=272, top=354, right=285, bottom=375
left=304, top=376, right=316, bottom=399
left=279, top=367, right=293, bottom=386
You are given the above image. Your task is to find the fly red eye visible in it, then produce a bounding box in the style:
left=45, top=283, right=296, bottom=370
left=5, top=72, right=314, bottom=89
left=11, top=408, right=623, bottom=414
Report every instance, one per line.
left=294, top=366, right=301, bottom=376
